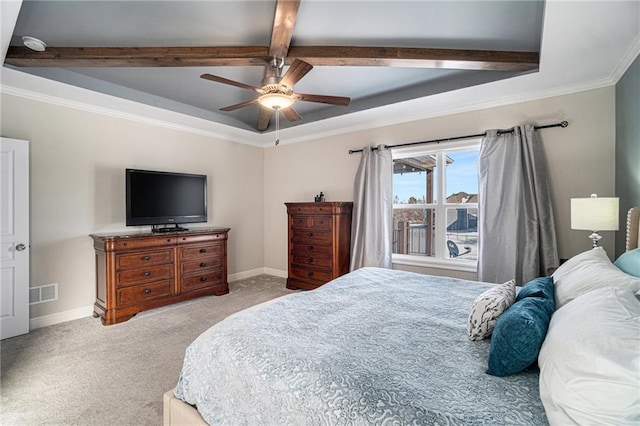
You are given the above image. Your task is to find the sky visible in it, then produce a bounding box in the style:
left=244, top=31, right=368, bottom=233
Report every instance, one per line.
left=393, top=151, right=479, bottom=203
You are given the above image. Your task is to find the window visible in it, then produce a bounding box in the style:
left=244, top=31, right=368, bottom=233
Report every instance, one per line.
left=392, top=140, right=480, bottom=269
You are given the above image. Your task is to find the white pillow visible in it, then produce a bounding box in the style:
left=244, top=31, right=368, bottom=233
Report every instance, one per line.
left=467, top=279, right=515, bottom=341
left=538, top=287, right=640, bottom=426
left=551, top=247, right=640, bottom=309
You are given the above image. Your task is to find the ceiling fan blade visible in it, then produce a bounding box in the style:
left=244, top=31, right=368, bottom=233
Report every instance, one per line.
left=293, top=93, right=351, bottom=106
left=200, top=73, right=262, bottom=92
left=280, top=59, right=313, bottom=88
left=257, top=107, right=271, bottom=131
left=281, top=107, right=301, bottom=122
left=220, top=98, right=259, bottom=112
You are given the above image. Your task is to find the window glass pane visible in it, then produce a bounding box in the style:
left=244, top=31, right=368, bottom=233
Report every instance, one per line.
left=445, top=207, right=478, bottom=260
left=393, top=208, right=435, bottom=257
left=393, top=157, right=437, bottom=204
left=445, top=150, right=479, bottom=203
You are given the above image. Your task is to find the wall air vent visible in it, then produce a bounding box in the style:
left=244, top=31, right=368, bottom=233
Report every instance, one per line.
left=29, top=283, right=58, bottom=305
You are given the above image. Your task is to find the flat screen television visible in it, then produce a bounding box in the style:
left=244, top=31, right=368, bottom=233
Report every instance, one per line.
left=126, top=168, right=207, bottom=232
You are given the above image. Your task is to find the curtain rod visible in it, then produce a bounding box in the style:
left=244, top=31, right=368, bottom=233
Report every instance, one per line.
left=347, top=121, right=569, bottom=154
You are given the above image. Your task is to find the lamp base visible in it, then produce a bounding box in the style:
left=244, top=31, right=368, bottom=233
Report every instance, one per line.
left=588, top=231, right=602, bottom=248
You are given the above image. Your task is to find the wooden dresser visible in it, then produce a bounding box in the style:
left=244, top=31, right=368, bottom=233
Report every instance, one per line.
left=286, top=202, right=353, bottom=290
left=90, top=227, right=230, bottom=325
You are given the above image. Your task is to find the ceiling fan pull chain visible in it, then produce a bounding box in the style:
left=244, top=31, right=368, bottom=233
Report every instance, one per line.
left=275, top=106, right=281, bottom=146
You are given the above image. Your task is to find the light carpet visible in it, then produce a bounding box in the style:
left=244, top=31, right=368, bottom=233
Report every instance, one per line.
left=0, top=274, right=294, bottom=426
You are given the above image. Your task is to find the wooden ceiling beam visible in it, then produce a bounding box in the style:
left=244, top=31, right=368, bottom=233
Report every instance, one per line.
left=4, top=46, right=270, bottom=67
left=5, top=45, right=539, bottom=72
left=287, top=46, right=539, bottom=72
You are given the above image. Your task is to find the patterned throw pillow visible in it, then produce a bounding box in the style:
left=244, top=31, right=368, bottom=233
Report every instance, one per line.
left=467, top=280, right=516, bottom=341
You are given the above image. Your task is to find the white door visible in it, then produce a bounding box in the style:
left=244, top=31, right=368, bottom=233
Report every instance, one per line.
left=0, top=137, right=29, bottom=339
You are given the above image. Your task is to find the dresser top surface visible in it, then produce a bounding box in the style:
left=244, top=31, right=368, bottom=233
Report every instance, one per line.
left=90, top=227, right=230, bottom=241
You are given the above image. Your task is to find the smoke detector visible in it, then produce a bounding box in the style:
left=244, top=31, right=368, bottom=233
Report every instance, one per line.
left=22, top=36, right=47, bottom=52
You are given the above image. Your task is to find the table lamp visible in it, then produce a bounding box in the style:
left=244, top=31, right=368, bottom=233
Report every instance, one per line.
left=571, top=194, right=619, bottom=248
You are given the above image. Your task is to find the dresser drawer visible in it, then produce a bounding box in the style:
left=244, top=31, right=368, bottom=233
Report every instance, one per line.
left=116, top=264, right=174, bottom=287
left=291, top=230, right=332, bottom=244
left=288, top=205, right=335, bottom=215
left=181, top=270, right=224, bottom=292
left=116, top=249, right=173, bottom=270
left=291, top=242, right=333, bottom=256
left=177, top=233, right=226, bottom=245
left=181, top=256, right=223, bottom=274
left=117, top=280, right=173, bottom=305
left=290, top=215, right=333, bottom=231
left=111, top=236, right=176, bottom=251
left=291, top=254, right=333, bottom=269
left=180, top=243, right=223, bottom=260
left=290, top=265, right=333, bottom=283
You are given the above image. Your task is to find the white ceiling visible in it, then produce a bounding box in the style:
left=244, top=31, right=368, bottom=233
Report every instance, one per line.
left=1, top=1, right=639, bottom=148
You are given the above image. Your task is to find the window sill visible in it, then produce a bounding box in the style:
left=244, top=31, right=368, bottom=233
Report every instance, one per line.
left=392, top=254, right=478, bottom=273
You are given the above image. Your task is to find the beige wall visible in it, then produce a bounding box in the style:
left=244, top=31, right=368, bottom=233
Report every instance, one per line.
left=0, top=86, right=616, bottom=320
left=264, top=87, right=617, bottom=277
left=1, top=94, right=265, bottom=319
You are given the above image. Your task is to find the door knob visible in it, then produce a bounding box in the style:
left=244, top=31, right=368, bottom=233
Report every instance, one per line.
left=16, top=244, right=26, bottom=251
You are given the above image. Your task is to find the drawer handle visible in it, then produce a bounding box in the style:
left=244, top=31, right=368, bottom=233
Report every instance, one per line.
left=307, top=258, right=314, bottom=264
left=319, top=220, right=324, bottom=224
left=143, top=271, right=151, bottom=277
left=167, top=239, right=171, bottom=242
left=123, top=242, right=128, bottom=247
left=200, top=262, right=207, bottom=267
left=307, top=272, right=314, bottom=277
left=199, top=248, right=207, bottom=253
left=307, top=245, right=314, bottom=251
left=142, top=255, right=151, bottom=261
left=144, top=288, right=151, bottom=294
left=306, top=232, right=313, bottom=237
left=200, top=276, right=207, bottom=282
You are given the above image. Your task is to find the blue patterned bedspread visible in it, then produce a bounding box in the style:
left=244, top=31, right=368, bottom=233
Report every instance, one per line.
left=174, top=267, right=547, bottom=425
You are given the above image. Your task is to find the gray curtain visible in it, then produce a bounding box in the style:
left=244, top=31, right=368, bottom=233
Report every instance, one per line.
left=350, top=145, right=393, bottom=270
left=478, top=125, right=559, bottom=284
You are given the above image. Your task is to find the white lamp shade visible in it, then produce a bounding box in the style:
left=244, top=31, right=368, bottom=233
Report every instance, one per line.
left=571, top=196, right=619, bottom=231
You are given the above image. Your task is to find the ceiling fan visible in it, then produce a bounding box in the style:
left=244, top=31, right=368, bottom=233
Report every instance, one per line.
left=200, top=57, right=350, bottom=133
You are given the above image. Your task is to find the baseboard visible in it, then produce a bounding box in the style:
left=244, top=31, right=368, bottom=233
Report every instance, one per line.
left=30, top=267, right=289, bottom=329
left=30, top=305, right=95, bottom=330
left=228, top=267, right=287, bottom=281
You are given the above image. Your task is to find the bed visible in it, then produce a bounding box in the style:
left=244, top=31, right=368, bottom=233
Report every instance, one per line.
left=164, top=207, right=640, bottom=426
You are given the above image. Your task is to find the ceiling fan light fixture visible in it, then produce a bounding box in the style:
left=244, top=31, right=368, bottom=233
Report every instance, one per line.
left=258, top=93, right=294, bottom=110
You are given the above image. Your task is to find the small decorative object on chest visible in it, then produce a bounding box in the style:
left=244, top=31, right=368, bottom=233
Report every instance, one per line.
left=286, top=202, right=352, bottom=290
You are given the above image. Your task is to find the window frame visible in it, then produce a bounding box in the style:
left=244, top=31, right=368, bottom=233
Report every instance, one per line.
left=391, top=138, right=481, bottom=272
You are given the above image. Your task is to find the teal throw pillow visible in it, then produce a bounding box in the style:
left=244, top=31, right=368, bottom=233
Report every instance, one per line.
left=487, top=277, right=555, bottom=377
left=614, top=248, right=640, bottom=278
left=516, top=276, right=554, bottom=301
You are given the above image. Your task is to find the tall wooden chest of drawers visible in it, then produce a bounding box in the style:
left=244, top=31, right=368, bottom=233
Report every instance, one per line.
left=285, top=202, right=353, bottom=290
left=90, top=227, right=229, bottom=325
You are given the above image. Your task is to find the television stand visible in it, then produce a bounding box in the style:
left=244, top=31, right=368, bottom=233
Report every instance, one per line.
left=152, top=224, right=188, bottom=233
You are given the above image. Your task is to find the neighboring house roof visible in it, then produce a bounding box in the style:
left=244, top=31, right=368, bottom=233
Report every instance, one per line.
left=446, top=192, right=478, bottom=203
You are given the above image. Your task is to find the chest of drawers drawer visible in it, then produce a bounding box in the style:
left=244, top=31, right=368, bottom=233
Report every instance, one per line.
left=181, top=270, right=224, bottom=292
left=180, top=243, right=223, bottom=260
left=117, top=279, right=173, bottom=305
left=116, top=264, right=174, bottom=287
left=290, top=265, right=333, bottom=283
left=290, top=215, right=333, bottom=231
left=291, top=254, right=333, bottom=269
left=291, top=229, right=333, bottom=244
left=116, top=249, right=173, bottom=270
left=180, top=256, right=223, bottom=275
